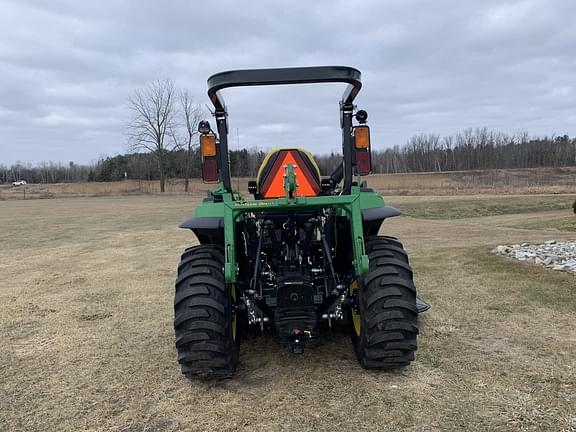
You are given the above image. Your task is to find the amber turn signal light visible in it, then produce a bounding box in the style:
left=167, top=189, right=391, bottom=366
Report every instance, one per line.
left=354, top=126, right=370, bottom=149
left=200, top=134, right=217, bottom=157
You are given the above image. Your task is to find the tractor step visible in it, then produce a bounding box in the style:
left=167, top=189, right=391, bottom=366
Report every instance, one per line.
left=416, top=296, right=431, bottom=313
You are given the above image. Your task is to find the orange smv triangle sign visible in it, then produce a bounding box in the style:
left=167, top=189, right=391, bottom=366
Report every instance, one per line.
left=262, top=150, right=319, bottom=198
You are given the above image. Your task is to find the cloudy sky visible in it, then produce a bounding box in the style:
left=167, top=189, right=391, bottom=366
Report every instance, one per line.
left=1, top=0, right=575, bottom=165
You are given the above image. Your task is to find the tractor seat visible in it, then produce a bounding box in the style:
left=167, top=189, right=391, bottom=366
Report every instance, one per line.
left=256, top=148, right=321, bottom=199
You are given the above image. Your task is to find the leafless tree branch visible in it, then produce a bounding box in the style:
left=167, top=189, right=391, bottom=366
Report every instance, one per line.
left=126, top=79, right=178, bottom=192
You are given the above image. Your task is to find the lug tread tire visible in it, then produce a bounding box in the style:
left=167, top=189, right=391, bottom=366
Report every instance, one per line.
left=365, top=235, right=404, bottom=251
left=174, top=245, right=239, bottom=379
left=351, top=236, right=418, bottom=369
left=178, top=246, right=225, bottom=275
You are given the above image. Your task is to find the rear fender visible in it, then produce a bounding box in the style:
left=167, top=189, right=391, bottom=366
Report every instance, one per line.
left=179, top=217, right=224, bottom=244
left=362, top=206, right=401, bottom=236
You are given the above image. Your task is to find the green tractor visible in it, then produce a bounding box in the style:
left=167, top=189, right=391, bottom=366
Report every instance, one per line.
left=175, top=66, right=429, bottom=379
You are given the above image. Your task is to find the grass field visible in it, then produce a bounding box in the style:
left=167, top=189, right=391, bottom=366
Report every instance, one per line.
left=2, top=166, right=576, bottom=200
left=1, top=194, right=575, bottom=431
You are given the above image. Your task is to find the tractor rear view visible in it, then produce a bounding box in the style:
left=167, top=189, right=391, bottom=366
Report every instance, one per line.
left=175, top=66, right=428, bottom=379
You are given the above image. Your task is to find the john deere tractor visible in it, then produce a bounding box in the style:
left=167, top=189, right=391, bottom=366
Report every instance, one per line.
left=175, top=66, right=428, bottom=379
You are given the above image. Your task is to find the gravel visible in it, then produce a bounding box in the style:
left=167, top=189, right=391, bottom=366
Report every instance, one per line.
left=492, top=240, right=576, bottom=273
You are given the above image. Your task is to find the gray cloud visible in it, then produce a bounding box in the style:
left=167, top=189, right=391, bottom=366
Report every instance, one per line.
left=0, top=0, right=575, bottom=164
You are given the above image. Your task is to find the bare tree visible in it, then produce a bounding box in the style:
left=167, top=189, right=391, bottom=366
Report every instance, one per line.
left=177, top=90, right=203, bottom=192
left=127, top=79, right=178, bottom=192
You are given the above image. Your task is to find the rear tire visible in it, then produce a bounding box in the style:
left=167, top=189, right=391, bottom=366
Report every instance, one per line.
left=350, top=236, right=418, bottom=369
left=365, top=235, right=409, bottom=262
left=174, top=245, right=240, bottom=379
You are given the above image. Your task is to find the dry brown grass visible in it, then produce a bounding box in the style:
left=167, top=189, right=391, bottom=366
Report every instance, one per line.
left=1, top=194, right=575, bottom=431
left=0, top=178, right=212, bottom=200
left=2, top=166, right=576, bottom=201
left=367, top=167, right=576, bottom=196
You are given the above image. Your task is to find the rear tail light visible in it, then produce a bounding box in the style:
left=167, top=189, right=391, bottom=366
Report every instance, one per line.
left=200, top=133, right=219, bottom=183
left=202, top=158, right=219, bottom=183
left=353, top=126, right=371, bottom=175
left=355, top=150, right=371, bottom=175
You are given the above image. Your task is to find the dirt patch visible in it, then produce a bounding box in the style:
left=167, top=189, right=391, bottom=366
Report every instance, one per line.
left=12, top=336, right=54, bottom=357
left=23, top=303, right=57, bottom=317
left=78, top=312, right=113, bottom=321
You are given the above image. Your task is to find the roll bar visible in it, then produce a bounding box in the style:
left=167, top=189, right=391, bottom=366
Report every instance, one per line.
left=206, top=66, right=362, bottom=194
left=207, top=66, right=362, bottom=113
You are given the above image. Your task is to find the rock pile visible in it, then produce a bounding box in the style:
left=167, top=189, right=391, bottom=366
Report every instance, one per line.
left=492, top=240, right=576, bottom=273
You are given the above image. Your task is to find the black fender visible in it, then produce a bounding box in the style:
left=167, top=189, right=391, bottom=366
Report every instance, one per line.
left=179, top=217, right=224, bottom=244
left=361, top=206, right=401, bottom=236
left=180, top=205, right=400, bottom=242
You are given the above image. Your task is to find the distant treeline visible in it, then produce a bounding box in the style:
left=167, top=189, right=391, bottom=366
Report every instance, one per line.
left=376, top=129, right=575, bottom=173
left=1, top=128, right=574, bottom=183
